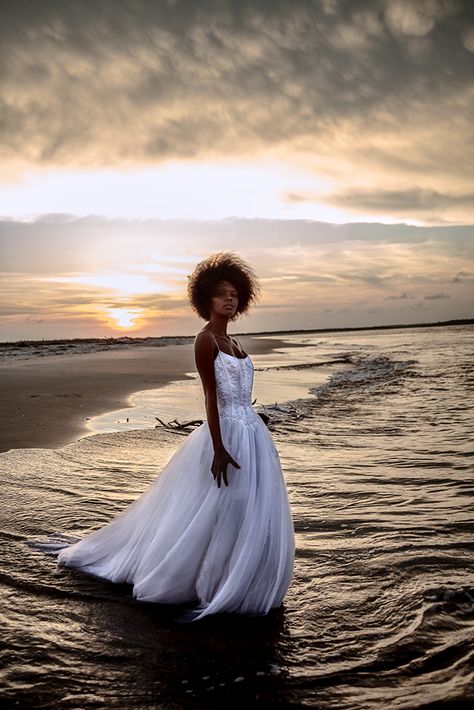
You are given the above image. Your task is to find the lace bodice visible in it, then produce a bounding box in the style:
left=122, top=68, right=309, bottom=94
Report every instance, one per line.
left=214, top=351, right=257, bottom=426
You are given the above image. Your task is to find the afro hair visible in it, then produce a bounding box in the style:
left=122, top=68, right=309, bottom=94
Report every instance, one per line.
left=187, top=251, right=260, bottom=321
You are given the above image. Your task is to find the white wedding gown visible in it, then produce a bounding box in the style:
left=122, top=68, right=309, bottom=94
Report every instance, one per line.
left=55, top=340, right=295, bottom=621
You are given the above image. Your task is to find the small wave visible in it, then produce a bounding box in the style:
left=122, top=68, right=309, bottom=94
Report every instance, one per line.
left=256, top=355, right=354, bottom=372
left=254, top=353, right=418, bottom=430
left=310, top=354, right=418, bottom=398
left=26, top=532, right=82, bottom=556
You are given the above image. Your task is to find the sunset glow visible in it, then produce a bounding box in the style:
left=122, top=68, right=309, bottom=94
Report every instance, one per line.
left=104, top=308, right=144, bottom=330
left=0, top=0, right=472, bottom=340
left=0, top=161, right=347, bottom=223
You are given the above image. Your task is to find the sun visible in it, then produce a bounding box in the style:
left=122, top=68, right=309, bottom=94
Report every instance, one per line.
left=105, top=308, right=143, bottom=330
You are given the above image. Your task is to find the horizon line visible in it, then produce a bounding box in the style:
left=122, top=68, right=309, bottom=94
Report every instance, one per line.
left=1, top=318, right=472, bottom=347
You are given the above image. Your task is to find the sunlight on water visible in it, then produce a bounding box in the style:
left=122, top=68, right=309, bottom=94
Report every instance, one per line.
left=1, top=325, right=473, bottom=708
left=87, top=341, right=347, bottom=436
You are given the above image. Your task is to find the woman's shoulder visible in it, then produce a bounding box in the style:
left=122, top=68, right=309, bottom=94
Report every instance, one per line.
left=194, top=329, right=217, bottom=356
left=194, top=328, right=215, bottom=344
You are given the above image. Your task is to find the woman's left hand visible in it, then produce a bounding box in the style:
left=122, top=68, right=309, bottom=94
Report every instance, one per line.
left=211, top=445, right=240, bottom=488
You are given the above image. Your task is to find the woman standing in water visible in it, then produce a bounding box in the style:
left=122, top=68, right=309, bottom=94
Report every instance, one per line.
left=56, top=251, right=295, bottom=621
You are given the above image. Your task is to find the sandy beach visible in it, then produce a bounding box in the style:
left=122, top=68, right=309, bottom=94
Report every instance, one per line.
left=0, top=336, right=294, bottom=453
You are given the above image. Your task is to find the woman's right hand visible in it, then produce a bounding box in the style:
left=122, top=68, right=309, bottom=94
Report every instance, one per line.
left=211, top=446, right=240, bottom=488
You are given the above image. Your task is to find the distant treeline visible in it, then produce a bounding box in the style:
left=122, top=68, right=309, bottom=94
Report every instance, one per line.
left=241, top=317, right=474, bottom=338
left=0, top=335, right=192, bottom=348
left=1, top=318, right=472, bottom=347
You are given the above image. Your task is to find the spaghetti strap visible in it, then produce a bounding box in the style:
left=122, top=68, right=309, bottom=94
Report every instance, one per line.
left=232, top=336, right=246, bottom=356
left=201, top=330, right=245, bottom=358
left=206, top=329, right=220, bottom=356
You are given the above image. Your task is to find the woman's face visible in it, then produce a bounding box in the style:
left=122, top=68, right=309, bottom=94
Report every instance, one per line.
left=210, top=280, right=239, bottom=318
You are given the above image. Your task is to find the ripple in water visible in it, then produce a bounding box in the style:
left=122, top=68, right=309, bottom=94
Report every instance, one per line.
left=1, top=325, right=473, bottom=708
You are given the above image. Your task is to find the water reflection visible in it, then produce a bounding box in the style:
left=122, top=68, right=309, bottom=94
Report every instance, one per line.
left=1, top=326, right=473, bottom=708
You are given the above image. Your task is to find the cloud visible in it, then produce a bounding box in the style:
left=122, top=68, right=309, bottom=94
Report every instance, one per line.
left=318, top=188, right=474, bottom=220
left=290, top=188, right=474, bottom=214
left=384, top=0, right=456, bottom=38
left=409, top=300, right=430, bottom=310
left=384, top=291, right=415, bottom=300
left=2, top=213, right=473, bottom=275
left=453, top=269, right=473, bottom=282
left=424, top=291, right=450, bottom=299
left=462, top=24, right=474, bottom=51
left=1, top=213, right=472, bottom=340
left=0, top=0, right=472, bottom=209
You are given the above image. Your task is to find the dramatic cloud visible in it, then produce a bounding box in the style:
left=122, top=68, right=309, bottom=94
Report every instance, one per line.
left=1, top=0, right=473, bottom=222
left=1, top=2, right=473, bottom=340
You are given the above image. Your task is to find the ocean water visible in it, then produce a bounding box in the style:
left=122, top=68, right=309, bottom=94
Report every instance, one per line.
left=1, top=325, right=473, bottom=709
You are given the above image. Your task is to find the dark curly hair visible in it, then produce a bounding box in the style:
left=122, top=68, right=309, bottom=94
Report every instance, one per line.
left=187, top=252, right=260, bottom=321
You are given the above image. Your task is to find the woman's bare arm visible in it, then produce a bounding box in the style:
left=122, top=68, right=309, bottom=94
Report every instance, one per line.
left=194, top=331, right=240, bottom=487
left=194, top=331, right=223, bottom=452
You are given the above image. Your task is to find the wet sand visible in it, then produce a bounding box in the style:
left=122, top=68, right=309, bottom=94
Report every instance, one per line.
left=0, top=336, right=294, bottom=452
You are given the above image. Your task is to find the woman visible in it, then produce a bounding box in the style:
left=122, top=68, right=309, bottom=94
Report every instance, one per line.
left=55, top=252, right=295, bottom=621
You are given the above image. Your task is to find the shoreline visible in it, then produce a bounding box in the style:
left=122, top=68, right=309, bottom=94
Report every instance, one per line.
left=0, top=336, right=302, bottom=454
left=1, top=318, right=471, bottom=353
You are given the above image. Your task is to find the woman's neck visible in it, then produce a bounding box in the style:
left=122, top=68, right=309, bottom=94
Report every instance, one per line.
left=206, top=315, right=229, bottom=337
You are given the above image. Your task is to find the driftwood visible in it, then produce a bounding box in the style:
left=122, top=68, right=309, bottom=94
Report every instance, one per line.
left=155, top=412, right=271, bottom=434
left=155, top=399, right=272, bottom=435
left=155, top=416, right=203, bottom=434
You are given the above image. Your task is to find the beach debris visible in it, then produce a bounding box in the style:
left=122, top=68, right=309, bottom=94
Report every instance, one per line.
left=251, top=397, right=307, bottom=430
left=256, top=401, right=305, bottom=431
left=153, top=401, right=302, bottom=435
left=252, top=398, right=272, bottom=426
left=155, top=416, right=203, bottom=433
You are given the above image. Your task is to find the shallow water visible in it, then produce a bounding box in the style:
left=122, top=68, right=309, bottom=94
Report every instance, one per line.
left=1, top=325, right=473, bottom=708
left=87, top=336, right=348, bottom=436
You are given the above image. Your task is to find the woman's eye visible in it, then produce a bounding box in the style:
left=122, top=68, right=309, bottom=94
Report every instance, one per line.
left=215, top=290, right=237, bottom=298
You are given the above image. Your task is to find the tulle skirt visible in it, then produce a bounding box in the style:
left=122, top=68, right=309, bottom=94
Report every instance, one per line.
left=57, top=415, right=295, bottom=621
